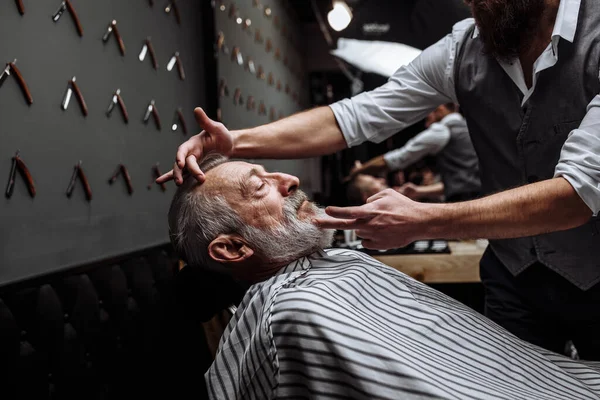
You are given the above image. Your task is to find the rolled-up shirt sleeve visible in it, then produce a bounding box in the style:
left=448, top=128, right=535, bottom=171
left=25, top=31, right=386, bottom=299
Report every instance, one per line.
left=329, top=19, right=474, bottom=147
left=554, top=94, right=600, bottom=215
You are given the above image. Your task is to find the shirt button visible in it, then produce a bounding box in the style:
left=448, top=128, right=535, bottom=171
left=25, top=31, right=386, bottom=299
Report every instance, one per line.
left=527, top=175, right=539, bottom=183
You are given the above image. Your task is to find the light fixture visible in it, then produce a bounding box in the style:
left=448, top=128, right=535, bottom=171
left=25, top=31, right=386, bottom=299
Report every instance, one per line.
left=327, top=1, right=352, bottom=32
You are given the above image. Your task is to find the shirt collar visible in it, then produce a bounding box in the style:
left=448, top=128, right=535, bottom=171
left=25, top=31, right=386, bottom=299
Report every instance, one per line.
left=274, top=252, right=318, bottom=276
left=472, top=0, right=580, bottom=44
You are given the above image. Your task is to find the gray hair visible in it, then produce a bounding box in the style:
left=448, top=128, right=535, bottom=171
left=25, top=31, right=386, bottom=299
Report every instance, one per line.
left=168, top=154, right=244, bottom=270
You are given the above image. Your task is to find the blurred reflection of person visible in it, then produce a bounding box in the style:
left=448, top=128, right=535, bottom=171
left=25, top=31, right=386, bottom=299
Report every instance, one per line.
left=348, top=103, right=481, bottom=202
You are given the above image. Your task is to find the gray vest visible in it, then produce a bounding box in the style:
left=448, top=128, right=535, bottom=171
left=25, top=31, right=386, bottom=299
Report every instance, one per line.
left=436, top=115, right=481, bottom=200
left=454, top=0, right=600, bottom=290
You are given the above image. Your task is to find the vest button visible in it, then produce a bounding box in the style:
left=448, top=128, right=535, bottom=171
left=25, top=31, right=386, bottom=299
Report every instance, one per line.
left=530, top=247, right=536, bottom=256
left=527, top=175, right=539, bottom=183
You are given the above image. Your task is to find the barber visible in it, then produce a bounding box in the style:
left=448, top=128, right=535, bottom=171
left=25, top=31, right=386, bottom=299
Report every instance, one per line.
left=159, top=0, right=600, bottom=359
left=347, top=103, right=481, bottom=202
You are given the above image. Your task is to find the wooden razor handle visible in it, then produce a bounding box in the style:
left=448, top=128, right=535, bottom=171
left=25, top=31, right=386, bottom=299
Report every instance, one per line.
left=176, top=55, right=185, bottom=80
left=15, top=0, right=25, bottom=15
left=9, top=62, right=33, bottom=105
left=66, top=0, right=83, bottom=37
left=15, top=156, right=36, bottom=197
left=146, top=39, right=158, bottom=69
left=120, top=164, right=133, bottom=195
left=71, top=79, right=88, bottom=116
left=112, top=22, right=126, bottom=56
left=117, top=93, right=129, bottom=123
left=151, top=104, right=161, bottom=130
left=177, top=109, right=187, bottom=134
left=78, top=165, right=92, bottom=201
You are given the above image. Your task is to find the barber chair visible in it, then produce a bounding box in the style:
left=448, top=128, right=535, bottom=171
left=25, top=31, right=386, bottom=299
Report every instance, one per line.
left=0, top=250, right=242, bottom=400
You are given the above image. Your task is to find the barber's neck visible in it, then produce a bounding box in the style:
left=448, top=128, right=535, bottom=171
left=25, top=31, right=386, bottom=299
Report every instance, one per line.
left=519, top=0, right=560, bottom=87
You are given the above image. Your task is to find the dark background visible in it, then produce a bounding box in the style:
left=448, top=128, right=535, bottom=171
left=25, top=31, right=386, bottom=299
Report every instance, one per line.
left=214, top=0, right=322, bottom=198
left=0, top=5, right=484, bottom=397
left=0, top=0, right=472, bottom=285
left=0, top=1, right=214, bottom=286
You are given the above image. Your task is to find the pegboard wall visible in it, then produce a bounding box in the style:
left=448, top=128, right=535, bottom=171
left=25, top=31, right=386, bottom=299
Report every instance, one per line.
left=0, top=0, right=215, bottom=286
left=214, top=0, right=322, bottom=197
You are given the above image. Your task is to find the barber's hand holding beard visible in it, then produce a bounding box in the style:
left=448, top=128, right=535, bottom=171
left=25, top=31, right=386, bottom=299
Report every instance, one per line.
left=156, top=108, right=234, bottom=185
left=315, top=189, right=431, bottom=250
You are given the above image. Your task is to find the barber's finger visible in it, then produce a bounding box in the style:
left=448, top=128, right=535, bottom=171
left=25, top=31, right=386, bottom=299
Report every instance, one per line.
left=173, top=162, right=184, bottom=185
left=194, top=107, right=220, bottom=132
left=313, top=215, right=363, bottom=230
left=355, top=229, right=370, bottom=239
left=360, top=239, right=385, bottom=250
left=176, top=140, right=195, bottom=169
left=360, top=239, right=374, bottom=249
left=325, top=205, right=377, bottom=220
left=186, top=154, right=205, bottom=182
left=366, top=191, right=388, bottom=203
left=156, top=169, right=174, bottom=184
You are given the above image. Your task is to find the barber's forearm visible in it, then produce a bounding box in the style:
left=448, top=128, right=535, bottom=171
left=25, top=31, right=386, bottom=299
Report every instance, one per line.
left=231, top=106, right=347, bottom=159
left=425, top=177, right=591, bottom=240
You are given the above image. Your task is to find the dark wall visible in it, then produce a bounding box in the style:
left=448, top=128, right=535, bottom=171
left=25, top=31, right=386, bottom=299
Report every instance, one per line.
left=332, top=0, right=471, bottom=50
left=214, top=0, right=322, bottom=197
left=0, top=1, right=214, bottom=286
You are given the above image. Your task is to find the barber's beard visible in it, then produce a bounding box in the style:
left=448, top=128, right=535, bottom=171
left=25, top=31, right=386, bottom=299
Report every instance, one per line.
left=240, top=190, right=334, bottom=265
left=469, top=0, right=545, bottom=62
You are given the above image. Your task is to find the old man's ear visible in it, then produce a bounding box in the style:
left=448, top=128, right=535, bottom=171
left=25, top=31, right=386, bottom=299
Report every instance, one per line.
left=208, top=234, right=254, bottom=264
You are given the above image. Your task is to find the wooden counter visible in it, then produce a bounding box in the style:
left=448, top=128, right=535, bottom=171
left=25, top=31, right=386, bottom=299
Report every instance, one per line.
left=373, top=240, right=486, bottom=284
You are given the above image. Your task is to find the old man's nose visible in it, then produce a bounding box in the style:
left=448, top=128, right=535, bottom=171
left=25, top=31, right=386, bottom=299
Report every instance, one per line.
left=273, top=173, right=299, bottom=197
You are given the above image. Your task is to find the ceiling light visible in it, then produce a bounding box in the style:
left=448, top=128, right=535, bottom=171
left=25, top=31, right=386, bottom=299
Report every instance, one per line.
left=327, top=1, right=352, bottom=32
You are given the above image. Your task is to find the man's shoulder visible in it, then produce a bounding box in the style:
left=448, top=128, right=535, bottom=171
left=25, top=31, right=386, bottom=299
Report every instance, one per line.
left=271, top=248, right=404, bottom=306
left=451, top=18, right=476, bottom=47
left=452, top=18, right=475, bottom=33
left=268, top=248, right=417, bottom=331
left=322, top=247, right=377, bottom=261
left=232, top=272, right=301, bottom=327
left=452, top=18, right=475, bottom=36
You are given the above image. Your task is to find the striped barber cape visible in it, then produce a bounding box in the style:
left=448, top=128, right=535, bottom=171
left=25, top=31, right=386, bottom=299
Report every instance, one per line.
left=205, top=248, right=600, bottom=399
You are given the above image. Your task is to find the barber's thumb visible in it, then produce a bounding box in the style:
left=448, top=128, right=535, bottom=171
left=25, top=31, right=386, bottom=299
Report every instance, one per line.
left=194, top=107, right=214, bottom=128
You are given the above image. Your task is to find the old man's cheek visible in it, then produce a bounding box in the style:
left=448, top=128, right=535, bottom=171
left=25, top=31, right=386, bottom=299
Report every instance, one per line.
left=246, top=203, right=284, bottom=228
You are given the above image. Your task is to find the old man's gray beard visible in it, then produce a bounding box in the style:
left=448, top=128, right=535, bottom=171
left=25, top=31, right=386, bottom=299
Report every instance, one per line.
left=240, top=190, right=334, bottom=264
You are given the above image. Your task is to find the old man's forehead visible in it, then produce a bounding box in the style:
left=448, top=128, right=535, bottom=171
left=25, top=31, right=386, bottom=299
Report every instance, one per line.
left=211, top=161, right=262, bottom=177
left=201, top=161, right=263, bottom=190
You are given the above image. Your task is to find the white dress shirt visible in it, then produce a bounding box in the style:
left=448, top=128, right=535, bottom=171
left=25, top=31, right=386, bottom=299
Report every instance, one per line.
left=205, top=249, right=600, bottom=399
left=330, top=0, right=600, bottom=215
left=383, top=113, right=464, bottom=171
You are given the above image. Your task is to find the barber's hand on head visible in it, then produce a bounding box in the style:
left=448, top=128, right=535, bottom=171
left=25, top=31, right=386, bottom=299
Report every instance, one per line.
left=315, top=189, right=429, bottom=250
left=156, top=107, right=234, bottom=185
left=396, top=182, right=421, bottom=200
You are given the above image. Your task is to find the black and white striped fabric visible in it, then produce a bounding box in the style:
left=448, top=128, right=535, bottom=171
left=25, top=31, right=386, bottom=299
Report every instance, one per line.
left=205, top=249, right=600, bottom=399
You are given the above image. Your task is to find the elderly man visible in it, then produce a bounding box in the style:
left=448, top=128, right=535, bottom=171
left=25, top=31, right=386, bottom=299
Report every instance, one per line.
left=168, top=155, right=600, bottom=399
